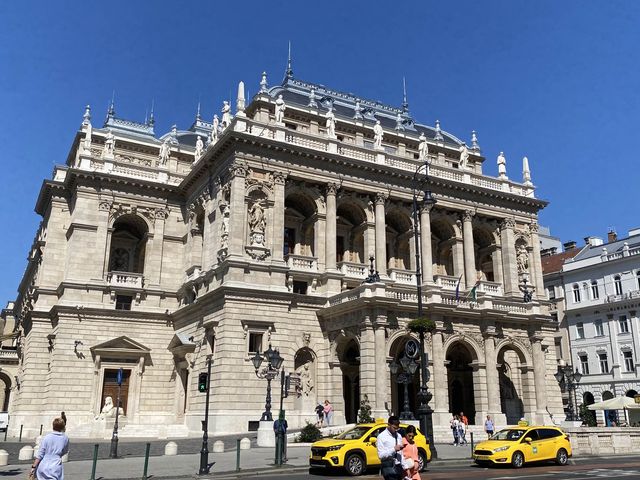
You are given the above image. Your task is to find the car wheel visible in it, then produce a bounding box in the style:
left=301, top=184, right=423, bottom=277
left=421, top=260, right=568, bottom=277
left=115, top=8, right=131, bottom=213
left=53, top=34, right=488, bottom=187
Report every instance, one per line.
left=418, top=449, right=428, bottom=471
left=555, top=448, right=568, bottom=466
left=345, top=452, right=365, bottom=476
left=511, top=451, right=525, bottom=468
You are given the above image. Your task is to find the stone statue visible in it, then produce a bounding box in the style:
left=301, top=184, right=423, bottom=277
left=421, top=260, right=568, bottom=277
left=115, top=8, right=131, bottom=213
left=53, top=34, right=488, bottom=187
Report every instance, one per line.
left=248, top=202, right=266, bottom=234
left=459, top=143, right=469, bottom=169
left=194, top=136, right=204, bottom=161
left=497, top=151, right=507, bottom=178
left=296, top=362, right=314, bottom=396
left=96, top=396, right=116, bottom=419
left=211, top=115, right=219, bottom=142
left=325, top=109, right=336, bottom=138
left=274, top=94, right=286, bottom=124
left=373, top=120, right=383, bottom=149
left=220, top=204, right=230, bottom=249
left=221, top=101, right=232, bottom=127
left=102, top=129, right=115, bottom=158
left=418, top=132, right=428, bottom=161
left=158, top=139, right=171, bottom=165
left=516, top=244, right=529, bottom=274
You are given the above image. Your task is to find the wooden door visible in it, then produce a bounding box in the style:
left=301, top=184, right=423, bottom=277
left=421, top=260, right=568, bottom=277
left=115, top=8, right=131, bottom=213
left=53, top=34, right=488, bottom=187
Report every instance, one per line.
left=102, top=369, right=131, bottom=415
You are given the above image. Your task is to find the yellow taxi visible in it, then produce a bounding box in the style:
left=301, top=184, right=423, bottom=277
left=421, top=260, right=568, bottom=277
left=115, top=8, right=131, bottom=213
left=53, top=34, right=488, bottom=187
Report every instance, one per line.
left=309, top=421, right=431, bottom=476
left=473, top=423, right=572, bottom=468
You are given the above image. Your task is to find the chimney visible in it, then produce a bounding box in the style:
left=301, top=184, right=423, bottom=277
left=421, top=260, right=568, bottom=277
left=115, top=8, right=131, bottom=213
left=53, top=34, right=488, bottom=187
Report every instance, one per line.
left=564, top=241, right=577, bottom=251
left=584, top=236, right=604, bottom=247
left=608, top=229, right=617, bottom=243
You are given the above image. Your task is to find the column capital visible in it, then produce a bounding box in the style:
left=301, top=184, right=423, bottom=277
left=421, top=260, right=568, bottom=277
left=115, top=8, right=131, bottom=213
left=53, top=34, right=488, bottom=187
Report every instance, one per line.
left=462, top=209, right=475, bottom=222
left=500, top=218, right=516, bottom=230
left=529, top=333, right=545, bottom=344
left=230, top=162, right=248, bottom=178
left=375, top=192, right=387, bottom=205
left=271, top=171, right=287, bottom=185
left=482, top=325, right=498, bottom=338
left=326, top=182, right=338, bottom=196
left=419, top=203, right=435, bottom=215
left=529, top=221, right=539, bottom=233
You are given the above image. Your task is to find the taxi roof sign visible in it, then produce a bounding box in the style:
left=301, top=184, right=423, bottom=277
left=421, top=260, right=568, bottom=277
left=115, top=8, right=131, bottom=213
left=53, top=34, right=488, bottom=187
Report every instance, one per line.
left=517, top=420, right=529, bottom=427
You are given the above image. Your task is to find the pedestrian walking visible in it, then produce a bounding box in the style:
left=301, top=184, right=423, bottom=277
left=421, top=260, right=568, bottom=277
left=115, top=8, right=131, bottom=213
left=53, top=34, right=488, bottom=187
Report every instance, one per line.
left=401, top=425, right=421, bottom=480
left=451, top=415, right=461, bottom=446
left=376, top=416, right=405, bottom=480
left=459, top=411, right=468, bottom=444
left=323, top=399, right=334, bottom=426
left=315, top=403, right=325, bottom=427
left=30, top=417, right=69, bottom=480
left=485, top=415, right=494, bottom=439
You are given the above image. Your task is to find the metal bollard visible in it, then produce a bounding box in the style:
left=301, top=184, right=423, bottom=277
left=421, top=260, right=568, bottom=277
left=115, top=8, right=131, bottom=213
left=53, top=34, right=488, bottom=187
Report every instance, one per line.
left=470, top=432, right=474, bottom=458
left=3, top=422, right=7, bottom=441
left=235, top=438, right=241, bottom=472
left=141, top=442, right=150, bottom=479
left=39, top=425, right=43, bottom=436
left=89, top=444, right=99, bottom=480
left=19, top=425, right=23, bottom=443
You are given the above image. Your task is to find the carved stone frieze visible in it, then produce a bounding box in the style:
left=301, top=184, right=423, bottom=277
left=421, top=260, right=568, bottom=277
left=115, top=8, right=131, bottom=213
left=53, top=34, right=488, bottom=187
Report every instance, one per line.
left=326, top=182, right=338, bottom=196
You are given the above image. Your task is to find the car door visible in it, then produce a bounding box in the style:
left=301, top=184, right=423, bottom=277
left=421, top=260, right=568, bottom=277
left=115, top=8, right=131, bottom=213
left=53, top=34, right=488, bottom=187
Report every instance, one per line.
left=364, top=427, right=387, bottom=466
left=538, top=428, right=562, bottom=460
left=520, top=428, right=541, bottom=462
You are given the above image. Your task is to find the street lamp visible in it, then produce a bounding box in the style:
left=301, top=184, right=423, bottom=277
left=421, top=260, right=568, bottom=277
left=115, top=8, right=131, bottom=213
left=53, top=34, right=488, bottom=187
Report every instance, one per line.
left=554, top=365, right=582, bottom=421
left=411, top=158, right=437, bottom=458
left=519, top=277, right=536, bottom=303
left=109, top=368, right=124, bottom=458
left=390, top=353, right=419, bottom=420
left=252, top=343, right=284, bottom=421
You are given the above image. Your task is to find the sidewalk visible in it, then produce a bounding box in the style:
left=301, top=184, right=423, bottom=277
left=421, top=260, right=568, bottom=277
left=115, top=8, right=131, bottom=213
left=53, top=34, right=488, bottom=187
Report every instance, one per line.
left=0, top=442, right=475, bottom=480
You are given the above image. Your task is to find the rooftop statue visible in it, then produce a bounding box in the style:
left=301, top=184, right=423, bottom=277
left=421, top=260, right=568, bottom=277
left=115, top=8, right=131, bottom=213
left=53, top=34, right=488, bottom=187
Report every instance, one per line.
left=459, top=143, right=469, bottom=169
left=159, top=139, right=171, bottom=166
left=325, top=109, right=336, bottom=139
left=221, top=101, right=232, bottom=128
left=211, top=115, right=220, bottom=143
left=102, top=129, right=115, bottom=158
left=275, top=94, right=286, bottom=124
left=497, top=151, right=507, bottom=178
left=373, top=120, right=383, bottom=150
left=194, top=136, right=204, bottom=161
left=418, top=132, right=428, bottom=161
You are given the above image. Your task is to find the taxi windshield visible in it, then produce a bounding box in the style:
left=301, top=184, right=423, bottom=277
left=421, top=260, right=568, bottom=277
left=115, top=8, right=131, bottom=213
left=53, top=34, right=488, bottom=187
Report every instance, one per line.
left=335, top=426, right=371, bottom=440
left=491, top=429, right=527, bottom=441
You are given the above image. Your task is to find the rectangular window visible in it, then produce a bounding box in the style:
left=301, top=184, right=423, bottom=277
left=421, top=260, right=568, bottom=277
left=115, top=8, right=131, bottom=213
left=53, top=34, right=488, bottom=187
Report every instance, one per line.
left=115, top=295, right=133, bottom=310
left=599, top=353, right=609, bottom=373
left=283, top=227, right=296, bottom=256
left=595, top=319, right=604, bottom=337
left=579, top=354, right=589, bottom=375
left=336, top=236, right=345, bottom=263
left=576, top=322, right=585, bottom=339
left=548, top=287, right=556, bottom=300
left=624, top=351, right=635, bottom=372
left=591, top=282, right=599, bottom=299
left=248, top=332, right=263, bottom=355
left=573, top=286, right=581, bottom=303
left=619, top=315, right=630, bottom=333
left=293, top=280, right=308, bottom=294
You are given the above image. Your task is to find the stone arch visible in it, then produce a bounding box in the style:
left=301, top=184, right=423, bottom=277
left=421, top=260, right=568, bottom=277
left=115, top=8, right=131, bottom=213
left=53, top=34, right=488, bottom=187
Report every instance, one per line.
left=601, top=390, right=617, bottom=426
left=293, top=347, right=317, bottom=412
left=108, top=214, right=149, bottom=273
left=284, top=184, right=326, bottom=215
left=284, top=189, right=318, bottom=257
left=385, top=206, right=413, bottom=270
left=431, top=216, right=457, bottom=276
left=0, top=372, right=12, bottom=412
left=473, top=223, right=499, bottom=282
left=336, top=336, right=361, bottom=424
left=445, top=339, right=480, bottom=424
left=495, top=341, right=532, bottom=424
left=336, top=199, right=368, bottom=264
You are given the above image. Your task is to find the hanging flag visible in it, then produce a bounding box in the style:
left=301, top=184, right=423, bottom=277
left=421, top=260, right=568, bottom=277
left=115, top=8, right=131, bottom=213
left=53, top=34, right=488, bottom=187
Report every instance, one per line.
left=455, top=274, right=463, bottom=301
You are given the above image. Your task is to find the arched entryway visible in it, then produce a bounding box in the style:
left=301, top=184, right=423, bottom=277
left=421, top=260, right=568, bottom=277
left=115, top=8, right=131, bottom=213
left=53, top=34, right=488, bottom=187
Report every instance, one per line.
left=0, top=373, right=11, bottom=412
left=389, top=336, right=420, bottom=418
left=339, top=339, right=360, bottom=424
left=446, top=342, right=476, bottom=424
left=602, top=390, right=617, bottom=426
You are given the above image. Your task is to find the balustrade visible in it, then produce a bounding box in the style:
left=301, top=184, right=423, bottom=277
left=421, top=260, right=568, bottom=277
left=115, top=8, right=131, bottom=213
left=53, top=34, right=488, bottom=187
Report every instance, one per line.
left=285, top=254, right=318, bottom=271
left=107, top=271, right=144, bottom=289
left=337, top=261, right=368, bottom=278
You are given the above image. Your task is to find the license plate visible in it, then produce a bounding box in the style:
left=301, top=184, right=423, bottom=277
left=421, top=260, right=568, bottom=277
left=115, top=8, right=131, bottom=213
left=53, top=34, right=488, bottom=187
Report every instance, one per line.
left=475, top=455, right=490, bottom=460
left=311, top=456, right=323, bottom=461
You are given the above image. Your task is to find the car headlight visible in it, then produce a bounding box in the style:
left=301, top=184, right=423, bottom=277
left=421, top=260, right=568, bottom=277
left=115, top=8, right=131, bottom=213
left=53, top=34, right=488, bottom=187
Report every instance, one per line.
left=327, top=444, right=344, bottom=451
left=493, top=446, right=510, bottom=453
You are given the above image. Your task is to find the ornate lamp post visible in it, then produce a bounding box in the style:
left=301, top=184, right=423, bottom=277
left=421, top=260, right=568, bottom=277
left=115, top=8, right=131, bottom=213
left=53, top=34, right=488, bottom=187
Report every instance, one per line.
left=109, top=368, right=124, bottom=458
left=251, top=344, right=284, bottom=421
left=554, top=365, right=582, bottom=421
left=519, top=276, right=536, bottom=303
left=390, top=353, right=419, bottom=420
left=411, top=159, right=437, bottom=457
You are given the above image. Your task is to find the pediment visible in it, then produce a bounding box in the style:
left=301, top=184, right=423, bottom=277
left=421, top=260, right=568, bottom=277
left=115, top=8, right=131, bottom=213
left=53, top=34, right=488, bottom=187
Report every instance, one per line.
left=91, top=335, right=150, bottom=357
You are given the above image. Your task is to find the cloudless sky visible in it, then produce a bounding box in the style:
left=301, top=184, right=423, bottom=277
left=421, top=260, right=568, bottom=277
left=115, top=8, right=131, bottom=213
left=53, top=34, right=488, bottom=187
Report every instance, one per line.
left=1, top=0, right=639, bottom=302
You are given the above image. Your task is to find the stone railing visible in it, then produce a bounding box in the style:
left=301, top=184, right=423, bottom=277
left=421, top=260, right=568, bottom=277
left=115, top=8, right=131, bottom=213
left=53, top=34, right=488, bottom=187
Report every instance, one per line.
left=606, top=290, right=640, bottom=303
left=337, top=261, right=368, bottom=278
left=328, top=289, right=364, bottom=307
left=493, top=300, right=529, bottom=314
left=434, top=274, right=460, bottom=290
left=476, top=280, right=502, bottom=296
left=601, top=245, right=640, bottom=262
left=565, top=427, right=640, bottom=456
left=0, top=349, right=18, bottom=361
left=389, top=269, right=416, bottom=285
left=107, top=271, right=145, bottom=289
left=285, top=254, right=318, bottom=271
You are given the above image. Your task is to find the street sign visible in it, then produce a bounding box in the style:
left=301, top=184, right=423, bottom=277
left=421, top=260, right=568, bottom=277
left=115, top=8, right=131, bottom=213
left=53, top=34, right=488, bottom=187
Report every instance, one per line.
left=116, top=368, right=123, bottom=386
left=405, top=339, right=419, bottom=359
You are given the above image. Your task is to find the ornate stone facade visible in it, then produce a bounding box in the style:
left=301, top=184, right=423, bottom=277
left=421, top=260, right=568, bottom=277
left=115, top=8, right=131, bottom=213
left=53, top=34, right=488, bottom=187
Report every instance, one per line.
left=7, top=73, right=562, bottom=439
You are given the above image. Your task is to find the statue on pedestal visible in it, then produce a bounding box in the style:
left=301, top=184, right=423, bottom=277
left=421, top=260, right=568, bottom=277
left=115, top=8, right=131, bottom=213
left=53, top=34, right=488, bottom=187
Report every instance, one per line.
left=325, top=109, right=336, bottom=139
left=418, top=132, right=428, bottom=161
left=96, top=396, right=116, bottom=420
left=194, top=136, right=204, bottom=161
left=274, top=94, right=286, bottom=124
left=211, top=115, right=219, bottom=143
left=221, top=101, right=232, bottom=128
left=497, top=151, right=507, bottom=178
left=159, top=139, right=171, bottom=165
left=373, top=120, right=383, bottom=149
left=516, top=244, right=529, bottom=274
left=459, top=143, right=470, bottom=169
left=248, top=201, right=266, bottom=246
left=102, top=129, right=115, bottom=158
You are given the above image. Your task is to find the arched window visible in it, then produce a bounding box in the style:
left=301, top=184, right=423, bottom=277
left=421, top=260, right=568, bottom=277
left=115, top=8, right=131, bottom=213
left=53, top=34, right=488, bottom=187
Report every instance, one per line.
left=572, top=284, right=581, bottom=303
left=614, top=275, right=623, bottom=295
left=591, top=280, right=599, bottom=300
left=108, top=215, right=148, bottom=273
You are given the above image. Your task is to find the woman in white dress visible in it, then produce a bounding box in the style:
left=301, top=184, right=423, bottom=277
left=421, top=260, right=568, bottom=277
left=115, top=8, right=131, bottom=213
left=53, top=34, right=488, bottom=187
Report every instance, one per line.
left=31, top=417, right=69, bottom=480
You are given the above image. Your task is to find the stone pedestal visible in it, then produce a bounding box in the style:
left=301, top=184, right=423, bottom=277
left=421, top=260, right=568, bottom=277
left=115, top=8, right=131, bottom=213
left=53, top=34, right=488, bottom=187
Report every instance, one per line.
left=257, top=420, right=275, bottom=447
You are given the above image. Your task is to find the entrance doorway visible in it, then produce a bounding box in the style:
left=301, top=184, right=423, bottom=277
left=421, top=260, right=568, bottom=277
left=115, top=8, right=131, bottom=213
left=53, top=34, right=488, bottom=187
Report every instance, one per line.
left=340, top=340, right=360, bottom=424
left=102, top=369, right=131, bottom=415
left=446, top=342, right=476, bottom=424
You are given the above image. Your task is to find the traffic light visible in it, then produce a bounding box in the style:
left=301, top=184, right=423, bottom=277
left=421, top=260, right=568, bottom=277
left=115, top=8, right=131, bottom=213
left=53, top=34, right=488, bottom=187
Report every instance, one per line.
left=198, top=372, right=208, bottom=393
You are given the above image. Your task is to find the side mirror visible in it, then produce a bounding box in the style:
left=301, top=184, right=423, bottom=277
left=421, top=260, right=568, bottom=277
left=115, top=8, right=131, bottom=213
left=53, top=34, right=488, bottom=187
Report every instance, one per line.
left=524, top=437, right=532, bottom=444
left=370, top=437, right=377, bottom=445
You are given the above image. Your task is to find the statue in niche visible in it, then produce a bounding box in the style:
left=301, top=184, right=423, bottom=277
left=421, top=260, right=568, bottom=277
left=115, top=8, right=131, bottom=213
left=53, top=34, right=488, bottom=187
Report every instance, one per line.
left=102, top=129, right=115, bottom=157
left=159, top=139, right=171, bottom=165
left=296, top=361, right=314, bottom=397
left=274, top=94, right=286, bottom=124
left=325, top=109, right=336, bottom=138
left=418, top=132, right=428, bottom=161
left=96, top=396, right=116, bottom=419
left=497, top=151, right=507, bottom=177
left=248, top=201, right=266, bottom=247
left=516, top=244, right=529, bottom=274
left=220, top=204, right=230, bottom=249
left=459, top=143, right=469, bottom=169
left=194, top=136, right=204, bottom=161
left=221, top=101, right=232, bottom=127
left=373, top=120, right=383, bottom=149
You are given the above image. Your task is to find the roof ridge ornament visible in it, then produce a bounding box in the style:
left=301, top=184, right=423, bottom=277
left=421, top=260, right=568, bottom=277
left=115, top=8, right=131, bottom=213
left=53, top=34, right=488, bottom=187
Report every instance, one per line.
left=522, top=156, right=532, bottom=186
left=82, top=105, right=91, bottom=126
left=284, top=41, right=293, bottom=82
left=434, top=120, right=444, bottom=142
left=402, top=77, right=409, bottom=114
left=106, top=91, right=116, bottom=122
left=196, top=101, right=202, bottom=121
left=260, top=71, right=268, bottom=93
left=471, top=130, right=480, bottom=151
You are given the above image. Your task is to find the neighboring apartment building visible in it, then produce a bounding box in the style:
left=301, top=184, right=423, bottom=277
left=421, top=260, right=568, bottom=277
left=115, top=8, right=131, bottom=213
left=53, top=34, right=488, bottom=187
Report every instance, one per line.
left=543, top=229, right=640, bottom=425
left=7, top=67, right=562, bottom=440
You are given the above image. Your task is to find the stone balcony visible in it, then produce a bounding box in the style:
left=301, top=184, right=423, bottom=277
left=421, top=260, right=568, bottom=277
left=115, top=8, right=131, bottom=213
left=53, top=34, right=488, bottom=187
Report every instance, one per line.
left=389, top=268, right=416, bottom=285
left=285, top=254, right=318, bottom=272
left=107, top=271, right=145, bottom=289
left=606, top=289, right=640, bottom=304
left=337, top=261, right=368, bottom=278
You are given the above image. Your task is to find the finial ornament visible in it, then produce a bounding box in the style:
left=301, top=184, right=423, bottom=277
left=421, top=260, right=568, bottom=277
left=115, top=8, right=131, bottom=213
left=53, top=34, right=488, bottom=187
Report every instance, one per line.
left=148, top=100, right=155, bottom=126
left=402, top=77, right=409, bottom=114
left=308, top=87, right=318, bottom=108
left=284, top=41, right=293, bottom=81
left=260, top=72, right=268, bottom=93
left=82, top=105, right=92, bottom=153
left=196, top=101, right=201, bottom=121
left=236, top=81, right=246, bottom=116
left=522, top=156, right=532, bottom=186
left=434, top=120, right=444, bottom=141
left=82, top=105, right=91, bottom=126
left=107, top=91, right=115, bottom=118
left=497, top=151, right=507, bottom=179
left=471, top=130, right=480, bottom=151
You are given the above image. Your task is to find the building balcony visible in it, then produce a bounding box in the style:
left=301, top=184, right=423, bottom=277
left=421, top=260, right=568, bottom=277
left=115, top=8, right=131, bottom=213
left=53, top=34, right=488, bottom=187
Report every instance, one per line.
left=476, top=280, right=503, bottom=296
left=606, top=289, right=640, bottom=304
left=285, top=254, right=318, bottom=272
left=389, top=269, right=416, bottom=285
left=107, top=271, right=145, bottom=289
left=337, top=261, right=368, bottom=278
left=434, top=274, right=460, bottom=290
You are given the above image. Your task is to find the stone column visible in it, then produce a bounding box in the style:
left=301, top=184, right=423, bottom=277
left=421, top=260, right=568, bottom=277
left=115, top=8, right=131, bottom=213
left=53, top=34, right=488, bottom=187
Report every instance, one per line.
left=146, top=210, right=167, bottom=287
left=271, top=172, right=286, bottom=262
left=420, top=204, right=434, bottom=284
left=462, top=210, right=476, bottom=289
left=228, top=164, right=247, bottom=257
left=96, top=200, right=112, bottom=279
left=500, top=219, right=519, bottom=296
left=431, top=329, right=450, bottom=425
left=325, top=183, right=338, bottom=270
left=528, top=223, right=545, bottom=300
left=452, top=238, right=465, bottom=279
left=531, top=335, right=548, bottom=421
left=374, top=193, right=387, bottom=275
left=359, top=320, right=377, bottom=413
left=373, top=311, right=389, bottom=417
left=492, top=246, right=503, bottom=286
left=483, top=328, right=506, bottom=425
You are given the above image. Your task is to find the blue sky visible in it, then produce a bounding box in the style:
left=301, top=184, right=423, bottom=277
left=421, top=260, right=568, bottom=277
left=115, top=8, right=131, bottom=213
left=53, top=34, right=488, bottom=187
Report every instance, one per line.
left=1, top=1, right=639, bottom=302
